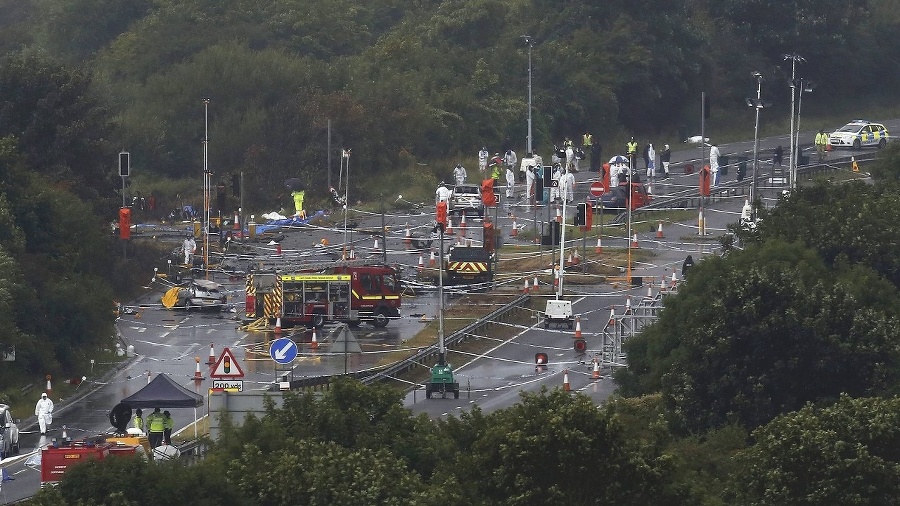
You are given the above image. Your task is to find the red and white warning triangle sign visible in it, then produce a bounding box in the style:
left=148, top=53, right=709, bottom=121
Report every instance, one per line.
left=210, top=347, right=244, bottom=379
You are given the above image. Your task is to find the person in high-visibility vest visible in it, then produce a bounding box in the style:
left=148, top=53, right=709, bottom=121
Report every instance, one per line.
left=147, top=407, right=165, bottom=447
left=163, top=410, right=174, bottom=445
left=626, top=137, right=638, bottom=172
left=815, top=129, right=828, bottom=162
left=133, top=409, right=144, bottom=434
left=291, top=190, right=306, bottom=219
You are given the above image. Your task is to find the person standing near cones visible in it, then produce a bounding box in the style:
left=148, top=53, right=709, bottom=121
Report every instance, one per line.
left=815, top=129, right=828, bottom=162
left=35, top=392, right=54, bottom=435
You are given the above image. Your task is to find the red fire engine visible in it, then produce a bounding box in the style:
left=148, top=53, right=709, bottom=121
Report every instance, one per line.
left=245, top=264, right=401, bottom=328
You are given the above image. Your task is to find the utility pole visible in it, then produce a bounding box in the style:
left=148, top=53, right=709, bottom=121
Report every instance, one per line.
left=202, top=98, right=210, bottom=279
left=783, top=53, right=804, bottom=189
left=521, top=35, right=535, bottom=155
left=748, top=73, right=764, bottom=221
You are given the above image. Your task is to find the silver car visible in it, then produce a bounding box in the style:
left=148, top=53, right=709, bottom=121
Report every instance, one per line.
left=449, top=183, right=484, bottom=217
left=177, top=280, right=227, bottom=311
left=0, top=404, right=20, bottom=459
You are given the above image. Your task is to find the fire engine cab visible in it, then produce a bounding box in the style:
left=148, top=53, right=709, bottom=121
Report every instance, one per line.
left=245, top=264, right=401, bottom=328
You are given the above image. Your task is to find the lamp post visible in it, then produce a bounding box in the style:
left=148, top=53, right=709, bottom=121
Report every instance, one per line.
left=341, top=148, right=351, bottom=260
left=795, top=79, right=814, bottom=168
left=202, top=98, right=210, bottom=279
left=747, top=72, right=764, bottom=222
left=782, top=53, right=804, bottom=189
left=521, top=35, right=534, bottom=155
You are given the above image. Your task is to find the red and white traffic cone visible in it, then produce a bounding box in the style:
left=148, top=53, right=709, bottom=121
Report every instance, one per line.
left=274, top=315, right=282, bottom=335
left=206, top=343, right=215, bottom=365
left=656, top=221, right=664, bottom=239
left=446, top=217, right=454, bottom=235
left=460, top=213, right=467, bottom=230
left=418, top=255, right=425, bottom=271
left=592, top=359, right=600, bottom=380
left=523, top=279, right=530, bottom=294
left=310, top=327, right=318, bottom=350
left=233, top=211, right=240, bottom=231
left=608, top=308, right=615, bottom=326
left=572, top=250, right=581, bottom=265
left=533, top=277, right=540, bottom=292
left=574, top=317, right=582, bottom=338
left=671, top=271, right=678, bottom=288
left=631, top=233, right=639, bottom=248
left=555, top=206, right=562, bottom=223
left=429, top=250, right=436, bottom=267
left=563, top=369, right=571, bottom=392
left=625, top=295, right=632, bottom=312
left=595, top=237, right=603, bottom=254
left=511, top=219, right=518, bottom=236
left=647, top=285, right=653, bottom=298
left=373, top=238, right=379, bottom=250
left=348, top=248, right=356, bottom=260
left=403, top=227, right=412, bottom=245
left=566, top=253, right=573, bottom=266
left=193, top=357, right=204, bottom=382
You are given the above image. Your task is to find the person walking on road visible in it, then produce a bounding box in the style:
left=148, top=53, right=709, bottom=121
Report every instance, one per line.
left=435, top=182, right=452, bottom=204
left=562, top=168, right=576, bottom=203
left=182, top=235, right=196, bottom=265
left=35, top=392, right=54, bottom=435
left=163, top=410, right=174, bottom=445
left=661, top=144, right=671, bottom=178
left=815, top=129, right=828, bottom=162
left=478, top=147, right=489, bottom=176
left=147, top=407, right=165, bottom=447
left=525, top=165, right=535, bottom=203
left=646, top=143, right=657, bottom=178
left=505, top=163, right=515, bottom=199
left=709, top=143, right=721, bottom=187
left=626, top=137, right=638, bottom=172
left=453, top=163, right=467, bottom=185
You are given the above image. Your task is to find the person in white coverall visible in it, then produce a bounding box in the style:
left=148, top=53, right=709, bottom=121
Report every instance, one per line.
left=35, top=392, right=54, bottom=435
left=562, top=168, right=576, bottom=202
left=505, top=166, right=515, bottom=198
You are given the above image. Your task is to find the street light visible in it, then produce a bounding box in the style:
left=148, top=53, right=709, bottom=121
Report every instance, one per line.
left=202, top=97, right=210, bottom=279
left=782, top=53, right=805, bottom=189
left=795, top=79, right=815, bottom=167
left=746, top=72, right=764, bottom=221
left=521, top=35, right=535, bottom=155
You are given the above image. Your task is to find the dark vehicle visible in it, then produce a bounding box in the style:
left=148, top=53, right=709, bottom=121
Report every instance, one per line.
left=600, top=182, right=652, bottom=211
left=0, top=404, right=20, bottom=459
left=446, top=245, right=493, bottom=285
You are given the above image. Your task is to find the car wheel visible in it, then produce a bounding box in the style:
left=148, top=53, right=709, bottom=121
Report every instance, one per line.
left=372, top=308, right=389, bottom=328
left=853, top=139, right=861, bottom=150
left=879, top=138, right=887, bottom=149
left=185, top=299, right=193, bottom=311
left=312, top=313, right=325, bottom=329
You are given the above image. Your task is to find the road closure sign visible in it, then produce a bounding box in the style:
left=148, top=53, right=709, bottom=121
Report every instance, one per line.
left=590, top=181, right=604, bottom=197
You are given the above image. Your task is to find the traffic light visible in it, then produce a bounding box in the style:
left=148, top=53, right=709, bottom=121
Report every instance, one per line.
left=535, top=352, right=549, bottom=365
left=574, top=203, right=586, bottom=226
left=436, top=201, right=448, bottom=228
left=118, top=207, right=131, bottom=240
left=118, top=152, right=130, bottom=177
left=223, top=355, right=231, bottom=374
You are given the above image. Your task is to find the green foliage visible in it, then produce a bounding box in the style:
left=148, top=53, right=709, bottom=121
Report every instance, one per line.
left=729, top=395, right=900, bottom=505
left=868, top=141, right=900, bottom=183
left=617, top=240, right=900, bottom=433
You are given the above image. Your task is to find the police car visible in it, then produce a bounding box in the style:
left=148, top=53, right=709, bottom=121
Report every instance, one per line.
left=828, top=120, right=889, bottom=150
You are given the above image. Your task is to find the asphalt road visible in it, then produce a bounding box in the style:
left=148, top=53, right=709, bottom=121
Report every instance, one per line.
left=0, top=118, right=895, bottom=502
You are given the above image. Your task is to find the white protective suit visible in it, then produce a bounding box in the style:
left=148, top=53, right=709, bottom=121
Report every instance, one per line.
left=35, top=393, right=54, bottom=434
left=562, top=169, right=576, bottom=203
left=505, top=167, right=515, bottom=198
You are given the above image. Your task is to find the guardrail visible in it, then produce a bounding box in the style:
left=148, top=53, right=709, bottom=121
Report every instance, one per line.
left=273, top=293, right=531, bottom=391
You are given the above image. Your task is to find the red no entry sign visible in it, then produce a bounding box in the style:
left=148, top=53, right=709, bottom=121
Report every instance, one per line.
left=590, top=181, right=604, bottom=197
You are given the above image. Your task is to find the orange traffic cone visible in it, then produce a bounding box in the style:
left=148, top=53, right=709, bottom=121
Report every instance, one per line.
left=373, top=238, right=379, bottom=250
left=193, top=357, right=204, bottom=382
left=274, top=316, right=282, bottom=335
left=511, top=219, right=518, bottom=236
left=595, top=237, right=603, bottom=254
left=563, top=369, right=571, bottom=392
left=671, top=271, right=678, bottom=288
left=523, top=279, right=530, bottom=293
left=625, top=295, right=632, bottom=312
left=233, top=211, right=240, bottom=231
left=311, top=327, right=318, bottom=350
left=206, top=343, right=216, bottom=365
left=533, top=277, right=540, bottom=292
left=574, top=317, right=582, bottom=338
left=592, top=359, right=600, bottom=379
left=403, top=227, right=412, bottom=244
left=631, top=233, right=639, bottom=248
left=572, top=249, right=581, bottom=265
left=567, top=253, right=573, bottom=266
left=647, top=285, right=653, bottom=298
left=656, top=221, right=664, bottom=239
left=646, top=183, right=653, bottom=195
left=608, top=308, right=615, bottom=326
left=460, top=213, right=467, bottom=229
left=429, top=250, right=436, bottom=267
left=555, top=206, right=562, bottom=223
left=417, top=255, right=424, bottom=271
left=446, top=218, right=454, bottom=235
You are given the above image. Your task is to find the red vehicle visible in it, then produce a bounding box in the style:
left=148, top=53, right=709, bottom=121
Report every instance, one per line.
left=599, top=181, right=652, bottom=211
left=245, top=265, right=401, bottom=328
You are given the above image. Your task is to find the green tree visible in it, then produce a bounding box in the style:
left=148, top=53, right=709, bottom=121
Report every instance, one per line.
left=617, top=240, right=900, bottom=433
left=729, top=395, right=900, bottom=505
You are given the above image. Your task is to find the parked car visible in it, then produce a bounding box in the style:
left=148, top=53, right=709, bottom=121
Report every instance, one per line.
left=176, top=280, right=227, bottom=311
left=599, top=182, right=652, bottom=211
left=449, top=183, right=484, bottom=217
left=829, top=120, right=889, bottom=150
left=0, top=404, right=20, bottom=459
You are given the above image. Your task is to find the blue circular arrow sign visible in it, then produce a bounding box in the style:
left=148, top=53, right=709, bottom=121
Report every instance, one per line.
left=269, top=337, right=298, bottom=364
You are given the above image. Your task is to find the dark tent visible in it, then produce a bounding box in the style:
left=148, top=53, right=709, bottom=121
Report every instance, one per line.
left=121, top=374, right=203, bottom=408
